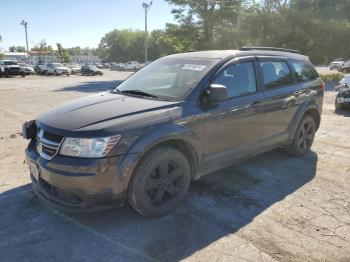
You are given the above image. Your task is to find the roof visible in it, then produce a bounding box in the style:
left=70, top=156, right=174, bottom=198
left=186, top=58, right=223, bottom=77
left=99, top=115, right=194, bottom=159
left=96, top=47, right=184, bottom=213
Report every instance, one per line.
left=165, top=49, right=309, bottom=61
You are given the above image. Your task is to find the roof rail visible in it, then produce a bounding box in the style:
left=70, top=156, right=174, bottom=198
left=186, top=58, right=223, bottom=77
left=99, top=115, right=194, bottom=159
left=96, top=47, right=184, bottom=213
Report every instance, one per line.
left=240, top=46, right=301, bottom=54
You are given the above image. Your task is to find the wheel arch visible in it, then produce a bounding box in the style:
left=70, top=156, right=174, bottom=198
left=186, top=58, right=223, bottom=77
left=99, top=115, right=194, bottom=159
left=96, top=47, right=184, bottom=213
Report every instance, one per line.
left=289, top=102, right=321, bottom=142
left=111, top=125, right=202, bottom=203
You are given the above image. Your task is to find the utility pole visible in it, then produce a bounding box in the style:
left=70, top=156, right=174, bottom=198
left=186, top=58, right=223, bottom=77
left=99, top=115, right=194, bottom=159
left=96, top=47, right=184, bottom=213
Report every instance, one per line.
left=142, top=1, right=152, bottom=63
left=20, top=20, right=29, bottom=62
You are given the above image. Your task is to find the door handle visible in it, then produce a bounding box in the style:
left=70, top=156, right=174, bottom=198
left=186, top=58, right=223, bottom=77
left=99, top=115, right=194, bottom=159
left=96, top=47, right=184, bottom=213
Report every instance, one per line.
left=293, top=91, right=303, bottom=97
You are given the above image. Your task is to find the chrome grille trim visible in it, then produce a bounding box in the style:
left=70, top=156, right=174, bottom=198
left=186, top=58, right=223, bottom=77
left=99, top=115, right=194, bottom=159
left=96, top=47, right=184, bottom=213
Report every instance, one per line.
left=36, top=129, right=64, bottom=160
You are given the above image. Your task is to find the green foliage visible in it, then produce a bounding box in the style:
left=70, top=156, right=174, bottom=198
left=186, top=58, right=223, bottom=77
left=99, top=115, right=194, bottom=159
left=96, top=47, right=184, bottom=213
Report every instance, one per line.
left=98, top=0, right=350, bottom=64
left=320, top=73, right=344, bottom=82
left=56, top=43, right=72, bottom=63
left=9, top=46, right=26, bottom=52
left=67, top=46, right=82, bottom=56
left=31, top=39, right=53, bottom=52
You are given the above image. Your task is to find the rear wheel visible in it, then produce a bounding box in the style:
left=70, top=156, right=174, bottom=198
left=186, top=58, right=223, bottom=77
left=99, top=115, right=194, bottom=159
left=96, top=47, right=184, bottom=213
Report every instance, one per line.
left=128, top=146, right=191, bottom=217
left=285, top=114, right=316, bottom=157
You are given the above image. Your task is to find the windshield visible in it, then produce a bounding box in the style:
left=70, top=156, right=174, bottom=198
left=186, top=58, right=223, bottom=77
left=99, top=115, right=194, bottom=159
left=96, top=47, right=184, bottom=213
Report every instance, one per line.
left=115, top=58, right=217, bottom=100
left=4, top=61, right=17, bottom=65
left=53, top=63, right=64, bottom=67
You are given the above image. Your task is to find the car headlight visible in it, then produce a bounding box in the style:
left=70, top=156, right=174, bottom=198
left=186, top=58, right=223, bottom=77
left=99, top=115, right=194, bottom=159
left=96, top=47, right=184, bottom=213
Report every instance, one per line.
left=60, top=135, right=121, bottom=158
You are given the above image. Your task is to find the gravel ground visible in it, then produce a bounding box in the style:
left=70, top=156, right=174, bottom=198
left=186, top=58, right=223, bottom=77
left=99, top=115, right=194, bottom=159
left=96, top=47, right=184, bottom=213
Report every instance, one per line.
left=0, top=71, right=349, bottom=262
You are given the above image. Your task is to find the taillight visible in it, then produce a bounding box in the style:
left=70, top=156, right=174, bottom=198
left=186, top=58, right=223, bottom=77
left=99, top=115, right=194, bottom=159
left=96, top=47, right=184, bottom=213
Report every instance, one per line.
left=320, top=81, right=325, bottom=92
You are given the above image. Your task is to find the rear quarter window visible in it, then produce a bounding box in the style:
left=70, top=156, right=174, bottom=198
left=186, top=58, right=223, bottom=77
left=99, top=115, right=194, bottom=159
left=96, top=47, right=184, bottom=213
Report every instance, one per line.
left=290, top=60, right=318, bottom=82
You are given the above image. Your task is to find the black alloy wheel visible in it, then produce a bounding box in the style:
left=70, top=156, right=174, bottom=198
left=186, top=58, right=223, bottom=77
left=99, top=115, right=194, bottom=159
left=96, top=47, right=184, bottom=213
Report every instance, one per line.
left=128, top=146, right=191, bottom=217
left=146, top=160, right=186, bottom=206
left=285, top=114, right=316, bottom=156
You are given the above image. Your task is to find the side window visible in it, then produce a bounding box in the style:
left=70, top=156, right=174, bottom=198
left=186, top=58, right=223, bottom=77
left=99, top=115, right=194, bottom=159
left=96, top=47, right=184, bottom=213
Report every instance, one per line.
left=259, top=61, right=292, bottom=89
left=213, top=62, right=257, bottom=99
left=290, top=60, right=317, bottom=82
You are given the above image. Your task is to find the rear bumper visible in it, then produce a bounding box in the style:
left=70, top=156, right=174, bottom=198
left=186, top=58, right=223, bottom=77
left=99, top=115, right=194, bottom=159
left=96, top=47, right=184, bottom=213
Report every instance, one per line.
left=25, top=141, right=127, bottom=212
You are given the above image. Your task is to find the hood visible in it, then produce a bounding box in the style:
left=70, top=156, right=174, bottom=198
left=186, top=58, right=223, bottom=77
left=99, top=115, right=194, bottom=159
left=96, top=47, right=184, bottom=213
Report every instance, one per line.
left=6, top=65, right=20, bottom=68
left=38, top=92, right=181, bottom=134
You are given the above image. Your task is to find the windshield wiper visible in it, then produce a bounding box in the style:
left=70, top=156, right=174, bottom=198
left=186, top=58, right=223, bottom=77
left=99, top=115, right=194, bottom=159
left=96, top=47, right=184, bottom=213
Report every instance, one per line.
left=118, top=89, right=159, bottom=99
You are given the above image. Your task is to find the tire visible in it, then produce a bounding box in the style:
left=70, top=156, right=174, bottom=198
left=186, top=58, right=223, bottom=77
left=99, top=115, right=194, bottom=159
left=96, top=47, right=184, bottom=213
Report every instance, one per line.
left=128, top=145, right=191, bottom=217
left=285, top=114, right=316, bottom=157
left=335, top=100, right=343, bottom=110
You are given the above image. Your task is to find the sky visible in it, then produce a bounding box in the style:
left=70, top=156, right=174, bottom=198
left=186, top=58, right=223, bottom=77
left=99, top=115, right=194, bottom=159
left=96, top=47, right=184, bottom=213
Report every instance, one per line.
left=0, top=0, right=176, bottom=51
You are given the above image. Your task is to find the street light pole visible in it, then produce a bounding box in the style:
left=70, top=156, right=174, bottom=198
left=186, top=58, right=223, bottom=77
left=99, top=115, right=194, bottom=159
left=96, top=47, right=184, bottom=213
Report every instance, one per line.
left=20, top=20, right=29, bottom=62
left=142, top=1, right=152, bottom=63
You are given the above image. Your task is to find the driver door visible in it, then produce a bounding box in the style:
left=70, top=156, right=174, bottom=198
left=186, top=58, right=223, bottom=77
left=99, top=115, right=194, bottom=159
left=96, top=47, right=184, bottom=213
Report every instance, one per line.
left=203, top=58, right=265, bottom=171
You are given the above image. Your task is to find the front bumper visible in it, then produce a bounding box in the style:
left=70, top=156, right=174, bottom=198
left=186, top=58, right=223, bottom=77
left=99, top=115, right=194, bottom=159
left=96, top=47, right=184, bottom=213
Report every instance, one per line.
left=25, top=140, right=126, bottom=212
left=337, top=96, right=350, bottom=106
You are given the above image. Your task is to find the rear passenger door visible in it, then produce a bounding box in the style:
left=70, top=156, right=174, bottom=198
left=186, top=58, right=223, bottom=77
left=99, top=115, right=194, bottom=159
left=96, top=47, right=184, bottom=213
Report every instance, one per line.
left=258, top=57, right=311, bottom=146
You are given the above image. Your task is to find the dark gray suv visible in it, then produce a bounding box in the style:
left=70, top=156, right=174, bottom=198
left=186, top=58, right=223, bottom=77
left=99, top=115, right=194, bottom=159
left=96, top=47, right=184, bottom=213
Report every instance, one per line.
left=23, top=47, right=324, bottom=217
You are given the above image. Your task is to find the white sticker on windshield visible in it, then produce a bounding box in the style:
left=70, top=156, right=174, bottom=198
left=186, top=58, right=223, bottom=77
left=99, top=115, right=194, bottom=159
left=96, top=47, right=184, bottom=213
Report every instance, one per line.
left=182, top=64, right=206, bottom=71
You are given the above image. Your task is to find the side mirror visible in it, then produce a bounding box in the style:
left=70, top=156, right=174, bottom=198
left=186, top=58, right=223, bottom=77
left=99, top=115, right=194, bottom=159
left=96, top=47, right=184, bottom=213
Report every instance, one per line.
left=207, top=84, right=227, bottom=102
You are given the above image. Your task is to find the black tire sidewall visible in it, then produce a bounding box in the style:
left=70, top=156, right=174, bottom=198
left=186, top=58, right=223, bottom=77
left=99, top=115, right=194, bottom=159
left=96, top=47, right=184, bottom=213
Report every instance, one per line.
left=287, top=114, right=316, bottom=156
left=128, top=146, right=191, bottom=217
left=335, top=100, right=342, bottom=110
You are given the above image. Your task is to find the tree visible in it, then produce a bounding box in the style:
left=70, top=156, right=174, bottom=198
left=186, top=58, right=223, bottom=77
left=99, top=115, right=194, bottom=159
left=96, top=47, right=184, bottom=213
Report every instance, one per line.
left=67, top=46, right=82, bottom=56
left=98, top=29, right=145, bottom=62
left=9, top=46, right=26, bottom=52
left=56, top=43, right=72, bottom=63
left=97, top=1, right=350, bottom=64
left=31, top=39, right=53, bottom=52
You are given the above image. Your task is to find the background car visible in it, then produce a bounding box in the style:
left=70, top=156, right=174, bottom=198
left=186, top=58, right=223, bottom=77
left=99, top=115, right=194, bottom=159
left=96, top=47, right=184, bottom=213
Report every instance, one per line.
left=124, top=61, right=140, bottom=71
left=0, top=60, right=25, bottom=77
left=339, top=60, right=350, bottom=73
left=330, top=58, right=344, bottom=70
left=69, top=64, right=81, bottom=75
left=34, top=63, right=48, bottom=75
left=102, top=63, right=111, bottom=69
left=110, top=63, right=124, bottom=71
left=81, top=65, right=103, bottom=76
left=18, top=63, right=35, bottom=75
left=95, top=63, right=104, bottom=69
left=335, top=82, right=350, bottom=109
left=46, top=63, right=71, bottom=76
left=334, top=75, right=350, bottom=91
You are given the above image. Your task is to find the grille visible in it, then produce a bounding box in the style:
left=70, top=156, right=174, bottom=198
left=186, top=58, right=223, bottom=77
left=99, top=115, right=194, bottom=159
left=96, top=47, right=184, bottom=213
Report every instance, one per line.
left=8, top=67, right=20, bottom=73
left=36, top=128, right=64, bottom=160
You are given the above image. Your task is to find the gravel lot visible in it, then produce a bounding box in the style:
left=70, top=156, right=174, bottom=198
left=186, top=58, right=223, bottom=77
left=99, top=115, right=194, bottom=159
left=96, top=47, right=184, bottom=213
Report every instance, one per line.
left=0, top=71, right=349, bottom=262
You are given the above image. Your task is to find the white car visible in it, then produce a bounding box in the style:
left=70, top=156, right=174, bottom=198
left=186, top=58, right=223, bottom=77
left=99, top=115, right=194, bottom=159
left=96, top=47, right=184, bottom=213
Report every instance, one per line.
left=330, top=58, right=344, bottom=70
left=124, top=61, right=140, bottom=71
left=18, top=63, right=35, bottom=75
left=46, top=63, right=71, bottom=76
left=69, top=64, right=81, bottom=74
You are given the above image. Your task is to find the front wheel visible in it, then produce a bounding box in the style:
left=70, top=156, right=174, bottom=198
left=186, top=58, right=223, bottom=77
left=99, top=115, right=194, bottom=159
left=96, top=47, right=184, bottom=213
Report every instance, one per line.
left=285, top=114, right=316, bottom=157
left=128, top=146, right=191, bottom=217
